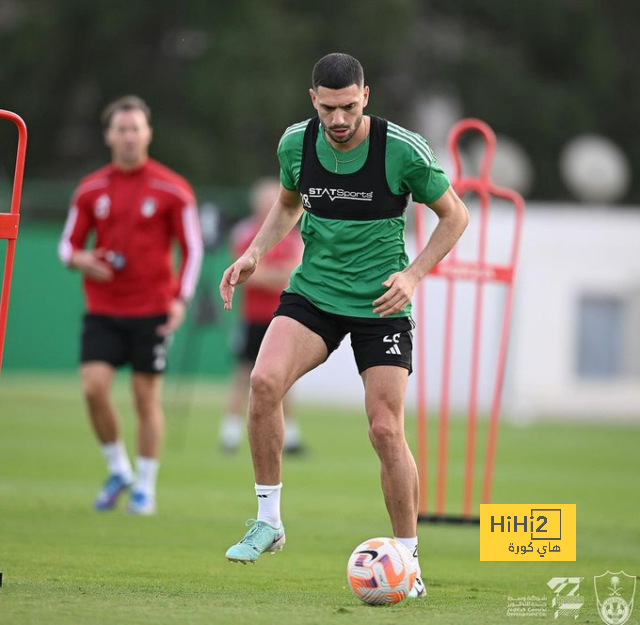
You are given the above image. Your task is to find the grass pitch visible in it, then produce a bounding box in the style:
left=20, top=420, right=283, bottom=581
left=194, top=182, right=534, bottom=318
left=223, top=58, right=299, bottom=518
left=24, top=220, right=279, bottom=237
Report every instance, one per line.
left=0, top=373, right=638, bottom=624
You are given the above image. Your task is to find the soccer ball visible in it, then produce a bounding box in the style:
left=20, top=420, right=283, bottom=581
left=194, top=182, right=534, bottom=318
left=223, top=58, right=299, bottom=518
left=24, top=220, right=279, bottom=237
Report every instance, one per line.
left=346, top=537, right=417, bottom=605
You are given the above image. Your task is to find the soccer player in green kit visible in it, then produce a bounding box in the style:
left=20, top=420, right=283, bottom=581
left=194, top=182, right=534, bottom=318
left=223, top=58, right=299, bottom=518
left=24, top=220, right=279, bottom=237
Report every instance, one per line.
left=220, top=53, right=469, bottom=597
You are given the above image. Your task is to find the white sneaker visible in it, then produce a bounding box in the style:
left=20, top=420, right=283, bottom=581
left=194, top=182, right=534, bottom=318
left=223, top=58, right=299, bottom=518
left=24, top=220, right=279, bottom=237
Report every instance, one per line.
left=283, top=419, right=304, bottom=454
left=220, top=416, right=243, bottom=452
left=127, top=491, right=156, bottom=516
left=408, top=576, right=427, bottom=598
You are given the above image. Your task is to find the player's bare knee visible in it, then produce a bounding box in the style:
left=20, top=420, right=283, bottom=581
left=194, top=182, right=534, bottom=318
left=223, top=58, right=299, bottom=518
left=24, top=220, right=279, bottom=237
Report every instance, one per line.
left=367, top=416, right=404, bottom=452
left=131, top=376, right=161, bottom=411
left=133, top=397, right=161, bottom=422
left=250, top=367, right=285, bottom=401
left=132, top=387, right=158, bottom=410
left=81, top=377, right=109, bottom=404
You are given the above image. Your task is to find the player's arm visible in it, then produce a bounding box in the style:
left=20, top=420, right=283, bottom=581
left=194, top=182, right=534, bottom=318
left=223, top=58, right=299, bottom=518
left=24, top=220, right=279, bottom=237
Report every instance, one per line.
left=374, top=187, right=469, bottom=317
left=58, top=194, right=113, bottom=282
left=374, top=132, right=469, bottom=317
left=158, top=191, right=204, bottom=336
left=405, top=185, right=469, bottom=278
left=220, top=185, right=302, bottom=311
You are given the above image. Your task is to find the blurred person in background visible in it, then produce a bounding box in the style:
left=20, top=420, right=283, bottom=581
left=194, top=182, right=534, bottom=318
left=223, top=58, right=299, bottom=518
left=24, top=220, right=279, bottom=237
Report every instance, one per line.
left=220, top=177, right=304, bottom=454
left=58, top=95, right=203, bottom=515
left=219, top=53, right=469, bottom=596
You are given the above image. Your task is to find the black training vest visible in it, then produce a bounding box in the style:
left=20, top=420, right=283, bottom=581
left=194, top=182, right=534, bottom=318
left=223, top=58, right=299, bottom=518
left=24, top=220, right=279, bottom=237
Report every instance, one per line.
left=298, top=116, right=409, bottom=221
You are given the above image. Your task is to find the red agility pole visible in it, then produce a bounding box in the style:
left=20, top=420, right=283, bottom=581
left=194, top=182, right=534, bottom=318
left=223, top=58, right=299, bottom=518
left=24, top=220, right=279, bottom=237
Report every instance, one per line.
left=416, top=118, right=524, bottom=523
left=0, top=110, right=28, bottom=372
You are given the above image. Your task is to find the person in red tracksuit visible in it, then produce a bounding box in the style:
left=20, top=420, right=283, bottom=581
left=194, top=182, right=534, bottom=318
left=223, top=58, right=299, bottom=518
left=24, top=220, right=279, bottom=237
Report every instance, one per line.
left=219, top=177, right=304, bottom=453
left=58, top=95, right=203, bottom=515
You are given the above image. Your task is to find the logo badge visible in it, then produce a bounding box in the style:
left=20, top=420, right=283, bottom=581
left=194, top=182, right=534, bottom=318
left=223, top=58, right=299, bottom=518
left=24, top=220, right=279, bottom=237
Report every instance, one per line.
left=141, top=197, right=157, bottom=217
left=152, top=342, right=167, bottom=371
left=594, top=571, right=636, bottom=625
left=480, top=504, right=576, bottom=561
left=383, top=334, right=401, bottom=355
left=307, top=187, right=373, bottom=202
left=94, top=194, right=110, bottom=219
left=547, top=577, right=584, bottom=619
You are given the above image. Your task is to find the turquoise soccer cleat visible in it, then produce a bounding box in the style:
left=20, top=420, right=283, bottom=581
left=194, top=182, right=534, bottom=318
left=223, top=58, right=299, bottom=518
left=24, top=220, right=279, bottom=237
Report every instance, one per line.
left=225, top=519, right=286, bottom=564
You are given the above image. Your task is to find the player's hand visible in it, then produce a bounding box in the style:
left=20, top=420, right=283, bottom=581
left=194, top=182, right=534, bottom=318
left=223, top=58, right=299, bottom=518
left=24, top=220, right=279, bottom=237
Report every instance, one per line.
left=71, top=249, right=114, bottom=282
left=157, top=299, right=186, bottom=336
left=219, top=255, right=257, bottom=311
left=372, top=270, right=418, bottom=317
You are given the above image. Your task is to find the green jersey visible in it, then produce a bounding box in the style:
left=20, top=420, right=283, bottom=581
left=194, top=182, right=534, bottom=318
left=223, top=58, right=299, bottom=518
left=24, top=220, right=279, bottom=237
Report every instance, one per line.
left=277, top=116, right=450, bottom=318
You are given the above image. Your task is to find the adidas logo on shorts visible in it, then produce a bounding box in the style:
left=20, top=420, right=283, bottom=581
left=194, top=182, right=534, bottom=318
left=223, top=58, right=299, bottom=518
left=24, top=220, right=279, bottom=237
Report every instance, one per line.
left=383, top=333, right=402, bottom=355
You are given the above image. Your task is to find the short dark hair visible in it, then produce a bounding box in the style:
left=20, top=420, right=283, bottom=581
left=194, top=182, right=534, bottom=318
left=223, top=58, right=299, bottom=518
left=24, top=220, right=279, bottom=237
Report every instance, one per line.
left=101, top=95, right=151, bottom=129
left=312, top=53, right=364, bottom=90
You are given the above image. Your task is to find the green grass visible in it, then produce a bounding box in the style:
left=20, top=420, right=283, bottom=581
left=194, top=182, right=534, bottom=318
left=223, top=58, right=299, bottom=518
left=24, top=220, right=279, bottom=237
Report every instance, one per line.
left=0, top=373, right=639, bottom=624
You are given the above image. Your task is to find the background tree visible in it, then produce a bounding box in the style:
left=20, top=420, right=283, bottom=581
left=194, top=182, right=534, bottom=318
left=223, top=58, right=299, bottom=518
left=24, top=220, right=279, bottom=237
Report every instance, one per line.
left=0, top=0, right=637, bottom=203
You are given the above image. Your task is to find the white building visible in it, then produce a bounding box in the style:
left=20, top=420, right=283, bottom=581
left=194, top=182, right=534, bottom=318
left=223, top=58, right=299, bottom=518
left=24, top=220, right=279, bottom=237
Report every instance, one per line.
left=295, top=202, right=640, bottom=422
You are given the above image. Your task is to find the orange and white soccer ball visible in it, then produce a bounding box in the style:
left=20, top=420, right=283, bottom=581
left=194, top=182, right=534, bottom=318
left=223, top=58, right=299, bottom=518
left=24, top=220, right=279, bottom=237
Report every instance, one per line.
left=346, top=537, right=417, bottom=605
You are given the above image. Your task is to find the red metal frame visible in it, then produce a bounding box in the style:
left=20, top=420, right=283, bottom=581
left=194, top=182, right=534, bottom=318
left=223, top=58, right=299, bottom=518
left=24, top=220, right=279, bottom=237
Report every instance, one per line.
left=0, top=110, right=28, bottom=371
left=415, top=118, right=524, bottom=521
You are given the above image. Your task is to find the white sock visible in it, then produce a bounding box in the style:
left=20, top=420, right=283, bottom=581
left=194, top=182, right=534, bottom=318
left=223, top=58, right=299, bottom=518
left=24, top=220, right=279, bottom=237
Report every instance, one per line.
left=395, top=536, right=421, bottom=576
left=255, top=483, right=282, bottom=528
left=134, top=456, right=159, bottom=497
left=101, top=441, right=133, bottom=481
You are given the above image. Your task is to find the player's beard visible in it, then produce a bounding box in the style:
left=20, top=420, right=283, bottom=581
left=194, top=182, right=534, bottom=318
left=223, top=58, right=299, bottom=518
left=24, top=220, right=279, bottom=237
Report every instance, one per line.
left=115, top=145, right=147, bottom=169
left=326, top=114, right=363, bottom=145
